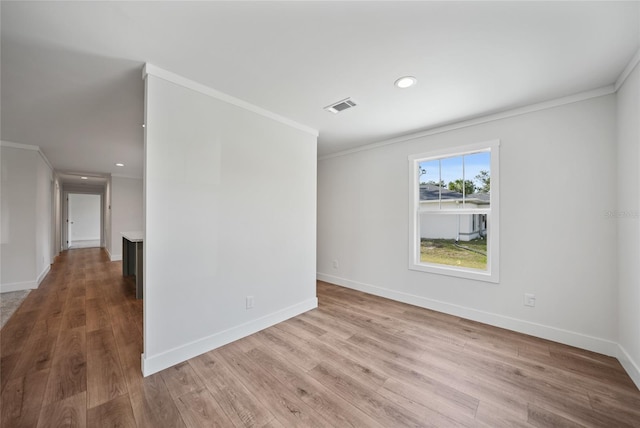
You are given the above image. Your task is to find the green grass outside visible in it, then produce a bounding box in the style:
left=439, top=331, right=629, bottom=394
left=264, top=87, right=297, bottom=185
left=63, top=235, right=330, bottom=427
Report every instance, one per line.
left=420, top=238, right=487, bottom=270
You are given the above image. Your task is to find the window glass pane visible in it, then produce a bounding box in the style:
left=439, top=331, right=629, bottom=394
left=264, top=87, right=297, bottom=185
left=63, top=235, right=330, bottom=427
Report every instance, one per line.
left=419, top=213, right=488, bottom=271
left=440, top=156, right=465, bottom=203
left=410, top=141, right=498, bottom=281
left=418, top=159, right=441, bottom=201
left=465, top=151, right=491, bottom=203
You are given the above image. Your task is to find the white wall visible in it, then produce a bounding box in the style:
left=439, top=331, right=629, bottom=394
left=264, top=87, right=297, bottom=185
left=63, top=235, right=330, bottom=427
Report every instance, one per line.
left=109, top=176, right=143, bottom=261
left=142, top=67, right=318, bottom=375
left=1, top=146, right=37, bottom=287
left=318, top=94, right=619, bottom=356
left=105, top=176, right=112, bottom=257
left=68, top=193, right=101, bottom=241
left=0, top=143, right=52, bottom=291
left=616, top=61, right=640, bottom=387
left=35, top=154, right=52, bottom=279
left=52, top=174, right=62, bottom=257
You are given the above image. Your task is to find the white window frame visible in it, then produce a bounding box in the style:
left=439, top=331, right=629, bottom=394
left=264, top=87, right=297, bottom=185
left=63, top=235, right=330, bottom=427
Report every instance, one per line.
left=408, top=140, right=500, bottom=283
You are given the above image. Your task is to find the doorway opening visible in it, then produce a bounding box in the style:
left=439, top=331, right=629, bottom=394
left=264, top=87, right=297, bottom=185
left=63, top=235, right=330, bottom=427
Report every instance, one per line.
left=64, top=192, right=103, bottom=250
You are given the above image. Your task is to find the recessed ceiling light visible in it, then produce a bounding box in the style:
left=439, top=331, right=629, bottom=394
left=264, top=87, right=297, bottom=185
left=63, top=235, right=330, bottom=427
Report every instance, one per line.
left=394, top=76, right=417, bottom=89
left=142, top=124, right=146, bottom=128
left=115, top=163, right=125, bottom=167
left=81, top=176, right=88, bottom=180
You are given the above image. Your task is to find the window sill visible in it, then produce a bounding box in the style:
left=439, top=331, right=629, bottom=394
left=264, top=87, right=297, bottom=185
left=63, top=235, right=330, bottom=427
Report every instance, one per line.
left=409, top=262, right=499, bottom=283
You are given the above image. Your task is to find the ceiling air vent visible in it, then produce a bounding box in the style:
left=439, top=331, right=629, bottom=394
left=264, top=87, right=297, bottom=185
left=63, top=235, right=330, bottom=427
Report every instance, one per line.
left=324, top=97, right=357, bottom=114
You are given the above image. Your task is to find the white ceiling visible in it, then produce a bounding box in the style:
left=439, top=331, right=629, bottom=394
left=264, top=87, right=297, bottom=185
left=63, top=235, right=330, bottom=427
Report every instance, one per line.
left=2, top=2, right=639, bottom=181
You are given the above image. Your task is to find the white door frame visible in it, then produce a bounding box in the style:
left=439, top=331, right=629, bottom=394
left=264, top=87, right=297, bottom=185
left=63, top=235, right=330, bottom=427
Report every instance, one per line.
left=62, top=188, right=105, bottom=250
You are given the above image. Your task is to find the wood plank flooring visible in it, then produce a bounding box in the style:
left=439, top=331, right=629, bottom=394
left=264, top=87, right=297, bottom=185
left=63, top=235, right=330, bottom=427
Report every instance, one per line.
left=1, top=248, right=639, bottom=427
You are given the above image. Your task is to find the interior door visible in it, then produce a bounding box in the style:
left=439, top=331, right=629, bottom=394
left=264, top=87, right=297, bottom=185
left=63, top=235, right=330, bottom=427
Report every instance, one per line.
left=67, top=193, right=101, bottom=248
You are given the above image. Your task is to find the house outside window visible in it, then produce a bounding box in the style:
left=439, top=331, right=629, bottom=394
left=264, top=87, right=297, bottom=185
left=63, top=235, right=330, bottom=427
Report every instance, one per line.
left=408, top=140, right=500, bottom=283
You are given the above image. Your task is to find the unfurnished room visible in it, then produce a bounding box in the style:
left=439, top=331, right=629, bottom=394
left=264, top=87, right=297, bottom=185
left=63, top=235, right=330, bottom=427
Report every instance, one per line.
left=1, top=1, right=639, bottom=427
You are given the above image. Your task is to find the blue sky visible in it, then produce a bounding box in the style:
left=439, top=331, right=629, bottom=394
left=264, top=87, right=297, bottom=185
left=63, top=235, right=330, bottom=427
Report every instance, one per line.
left=419, top=151, right=490, bottom=187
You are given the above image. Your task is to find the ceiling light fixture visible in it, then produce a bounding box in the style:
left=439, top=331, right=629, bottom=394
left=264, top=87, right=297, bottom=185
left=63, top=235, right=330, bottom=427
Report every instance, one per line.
left=81, top=176, right=88, bottom=180
left=115, top=163, right=124, bottom=167
left=394, top=76, right=417, bottom=89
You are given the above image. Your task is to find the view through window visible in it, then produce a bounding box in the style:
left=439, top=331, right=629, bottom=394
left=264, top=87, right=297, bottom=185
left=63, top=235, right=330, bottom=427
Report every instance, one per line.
left=409, top=141, right=499, bottom=282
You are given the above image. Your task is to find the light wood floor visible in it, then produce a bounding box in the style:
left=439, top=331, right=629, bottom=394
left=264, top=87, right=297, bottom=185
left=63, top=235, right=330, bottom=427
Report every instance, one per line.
left=1, top=248, right=639, bottom=427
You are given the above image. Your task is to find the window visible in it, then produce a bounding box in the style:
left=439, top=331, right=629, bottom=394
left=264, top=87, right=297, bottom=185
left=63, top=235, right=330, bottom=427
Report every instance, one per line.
left=409, top=140, right=499, bottom=282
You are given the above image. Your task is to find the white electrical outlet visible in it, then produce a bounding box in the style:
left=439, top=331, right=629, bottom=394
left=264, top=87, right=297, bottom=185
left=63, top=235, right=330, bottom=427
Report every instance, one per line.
left=246, top=296, right=254, bottom=309
left=524, top=293, right=536, bottom=307
left=332, top=260, right=339, bottom=269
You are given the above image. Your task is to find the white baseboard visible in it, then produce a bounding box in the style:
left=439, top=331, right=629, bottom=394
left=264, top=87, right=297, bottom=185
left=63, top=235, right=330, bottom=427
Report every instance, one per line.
left=1, top=280, right=38, bottom=293
left=1, top=265, right=51, bottom=293
left=316, top=273, right=619, bottom=358
left=106, top=247, right=122, bottom=262
left=37, top=264, right=50, bottom=285
left=618, top=345, right=640, bottom=390
left=142, top=297, right=318, bottom=376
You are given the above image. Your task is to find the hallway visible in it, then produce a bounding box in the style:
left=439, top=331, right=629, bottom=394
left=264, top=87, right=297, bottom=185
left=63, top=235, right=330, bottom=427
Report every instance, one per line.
left=1, top=248, right=143, bottom=426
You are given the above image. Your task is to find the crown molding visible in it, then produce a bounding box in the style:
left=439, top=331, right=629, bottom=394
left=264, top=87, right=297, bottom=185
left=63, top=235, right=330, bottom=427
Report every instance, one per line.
left=318, top=85, right=616, bottom=161
left=39, top=150, right=54, bottom=172
left=1, top=140, right=54, bottom=171
left=615, top=48, right=640, bottom=92
left=142, top=63, right=319, bottom=138
left=1, top=140, right=39, bottom=151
